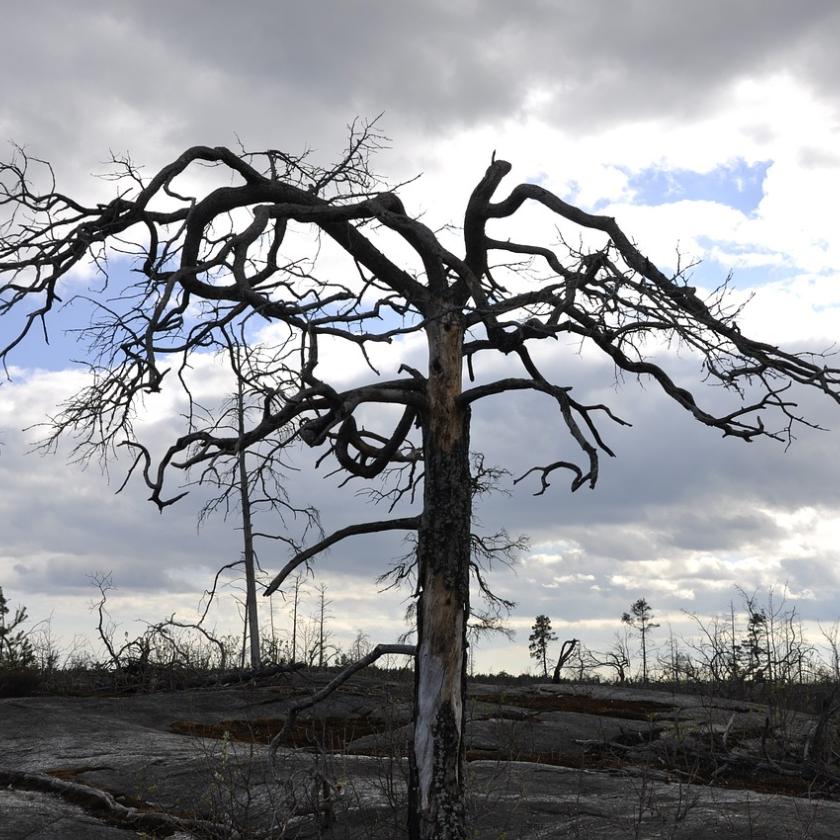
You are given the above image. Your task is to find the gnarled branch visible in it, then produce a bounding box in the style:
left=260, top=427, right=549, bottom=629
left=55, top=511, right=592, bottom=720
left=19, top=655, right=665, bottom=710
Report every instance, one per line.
left=264, top=517, right=420, bottom=596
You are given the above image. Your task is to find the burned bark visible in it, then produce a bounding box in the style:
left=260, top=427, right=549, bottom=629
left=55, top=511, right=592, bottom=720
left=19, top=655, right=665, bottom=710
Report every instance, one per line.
left=552, top=639, right=579, bottom=684
left=409, top=312, right=472, bottom=839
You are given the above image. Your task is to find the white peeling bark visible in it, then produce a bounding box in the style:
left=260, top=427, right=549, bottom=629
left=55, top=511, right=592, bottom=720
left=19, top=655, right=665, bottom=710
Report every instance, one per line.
left=415, top=647, right=445, bottom=807
left=414, top=580, right=466, bottom=810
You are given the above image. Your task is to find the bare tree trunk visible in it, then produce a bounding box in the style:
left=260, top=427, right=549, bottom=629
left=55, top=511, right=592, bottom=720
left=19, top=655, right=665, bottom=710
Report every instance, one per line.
left=552, top=639, right=578, bottom=684
left=319, top=590, right=324, bottom=668
left=291, top=574, right=301, bottom=663
left=730, top=600, right=738, bottom=682
left=237, top=377, right=261, bottom=671
left=317, top=582, right=330, bottom=668
left=767, top=605, right=775, bottom=684
left=409, top=313, right=471, bottom=840
left=239, top=601, right=248, bottom=670
left=269, top=593, right=276, bottom=659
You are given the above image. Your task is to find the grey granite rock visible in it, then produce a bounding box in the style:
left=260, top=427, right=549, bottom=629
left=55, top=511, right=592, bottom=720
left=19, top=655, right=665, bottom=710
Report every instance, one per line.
left=1, top=678, right=837, bottom=838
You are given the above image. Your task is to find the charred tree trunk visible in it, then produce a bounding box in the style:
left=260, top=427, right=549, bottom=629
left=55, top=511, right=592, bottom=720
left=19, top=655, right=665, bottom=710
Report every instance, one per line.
left=291, top=574, right=301, bottom=663
left=409, top=311, right=471, bottom=840
left=552, top=638, right=578, bottom=684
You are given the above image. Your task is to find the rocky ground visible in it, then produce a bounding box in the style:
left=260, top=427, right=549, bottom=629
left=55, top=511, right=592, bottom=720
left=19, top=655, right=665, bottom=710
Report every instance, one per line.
left=2, top=671, right=840, bottom=838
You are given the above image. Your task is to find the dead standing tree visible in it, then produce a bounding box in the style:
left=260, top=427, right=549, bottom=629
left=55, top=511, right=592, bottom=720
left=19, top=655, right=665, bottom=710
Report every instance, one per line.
left=194, top=337, right=315, bottom=671
left=3, top=125, right=840, bottom=839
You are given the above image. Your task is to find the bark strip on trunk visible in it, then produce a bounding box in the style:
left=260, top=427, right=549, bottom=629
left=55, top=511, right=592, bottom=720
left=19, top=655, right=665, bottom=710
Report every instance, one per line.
left=410, top=310, right=471, bottom=840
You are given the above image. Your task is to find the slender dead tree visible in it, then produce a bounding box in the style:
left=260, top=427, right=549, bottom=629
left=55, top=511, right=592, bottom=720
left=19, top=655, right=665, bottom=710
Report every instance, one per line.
left=194, top=335, right=318, bottom=670
left=3, top=122, right=840, bottom=839
left=315, top=581, right=332, bottom=668
left=288, top=571, right=305, bottom=663
left=235, top=370, right=261, bottom=670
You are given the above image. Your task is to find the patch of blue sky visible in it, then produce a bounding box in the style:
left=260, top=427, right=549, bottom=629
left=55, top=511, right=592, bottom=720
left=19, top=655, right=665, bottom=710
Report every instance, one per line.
left=3, top=293, right=102, bottom=374
left=2, top=256, right=144, bottom=374
left=694, top=234, right=802, bottom=287
left=656, top=250, right=798, bottom=297
left=624, top=159, right=772, bottom=216
left=526, top=171, right=548, bottom=187
left=2, top=256, right=154, bottom=373
left=3, top=253, right=423, bottom=375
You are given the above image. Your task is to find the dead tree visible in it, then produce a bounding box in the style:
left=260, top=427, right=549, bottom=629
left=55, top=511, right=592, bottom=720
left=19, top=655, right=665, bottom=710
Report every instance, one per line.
left=314, top=581, right=332, bottom=668
left=235, top=364, right=261, bottom=670
left=195, top=337, right=319, bottom=670
left=3, top=123, right=840, bottom=840
left=552, top=638, right=578, bottom=683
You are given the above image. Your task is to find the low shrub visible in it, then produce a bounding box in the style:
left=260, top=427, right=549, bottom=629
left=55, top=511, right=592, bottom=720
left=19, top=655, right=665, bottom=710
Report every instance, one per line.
left=0, top=666, right=40, bottom=697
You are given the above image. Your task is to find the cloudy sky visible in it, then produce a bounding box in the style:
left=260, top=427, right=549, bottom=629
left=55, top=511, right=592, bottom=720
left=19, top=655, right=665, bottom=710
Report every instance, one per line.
left=3, top=1, right=840, bottom=675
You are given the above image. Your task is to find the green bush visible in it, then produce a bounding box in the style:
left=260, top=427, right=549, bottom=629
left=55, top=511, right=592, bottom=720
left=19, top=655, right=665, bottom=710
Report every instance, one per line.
left=0, top=586, right=35, bottom=668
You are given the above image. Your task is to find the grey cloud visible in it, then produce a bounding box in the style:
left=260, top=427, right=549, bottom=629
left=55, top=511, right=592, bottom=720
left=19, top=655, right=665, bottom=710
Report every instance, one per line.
left=119, top=1, right=840, bottom=130
left=1, top=420, right=245, bottom=597
left=798, top=147, right=840, bottom=169
left=3, top=1, right=840, bottom=190
left=643, top=509, right=781, bottom=554
left=779, top=553, right=840, bottom=592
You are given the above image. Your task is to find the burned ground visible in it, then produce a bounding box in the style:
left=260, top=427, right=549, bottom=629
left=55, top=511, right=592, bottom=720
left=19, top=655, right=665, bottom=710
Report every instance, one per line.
left=2, top=673, right=840, bottom=838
